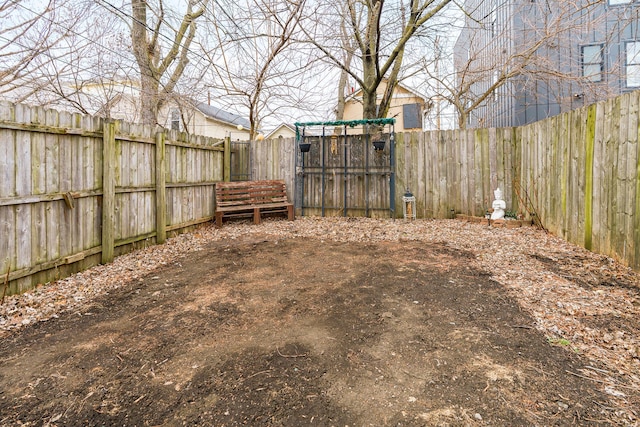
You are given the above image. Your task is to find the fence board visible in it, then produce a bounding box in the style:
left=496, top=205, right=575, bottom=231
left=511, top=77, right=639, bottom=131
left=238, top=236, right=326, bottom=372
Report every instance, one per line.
left=605, top=98, right=618, bottom=256
left=625, top=92, right=639, bottom=266
left=415, top=131, right=427, bottom=218
left=635, top=105, right=640, bottom=269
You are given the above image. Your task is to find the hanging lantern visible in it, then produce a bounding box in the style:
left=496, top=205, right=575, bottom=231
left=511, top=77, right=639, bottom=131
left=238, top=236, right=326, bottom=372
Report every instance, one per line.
left=403, top=189, right=416, bottom=220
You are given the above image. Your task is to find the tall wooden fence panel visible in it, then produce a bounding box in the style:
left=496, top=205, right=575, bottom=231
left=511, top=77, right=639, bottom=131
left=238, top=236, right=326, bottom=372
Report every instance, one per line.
left=518, top=92, right=640, bottom=270
left=0, top=102, right=226, bottom=295
left=251, top=137, right=296, bottom=201
left=394, top=127, right=517, bottom=219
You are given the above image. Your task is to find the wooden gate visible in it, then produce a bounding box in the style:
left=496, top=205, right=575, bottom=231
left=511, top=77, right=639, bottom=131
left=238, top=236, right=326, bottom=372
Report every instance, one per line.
left=295, top=127, right=395, bottom=218
left=230, top=140, right=251, bottom=181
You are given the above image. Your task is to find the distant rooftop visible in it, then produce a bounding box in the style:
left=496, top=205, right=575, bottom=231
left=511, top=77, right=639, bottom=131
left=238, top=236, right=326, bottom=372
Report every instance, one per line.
left=195, top=102, right=251, bottom=129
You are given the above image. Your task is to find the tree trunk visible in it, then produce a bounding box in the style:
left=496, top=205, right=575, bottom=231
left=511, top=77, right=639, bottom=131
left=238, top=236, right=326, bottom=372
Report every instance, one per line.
left=362, top=87, right=378, bottom=119
left=361, top=51, right=379, bottom=119
left=139, top=66, right=160, bottom=126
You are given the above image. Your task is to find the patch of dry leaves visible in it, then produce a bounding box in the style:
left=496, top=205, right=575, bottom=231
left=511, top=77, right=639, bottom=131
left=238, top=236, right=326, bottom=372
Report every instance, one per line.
left=1, top=217, right=639, bottom=419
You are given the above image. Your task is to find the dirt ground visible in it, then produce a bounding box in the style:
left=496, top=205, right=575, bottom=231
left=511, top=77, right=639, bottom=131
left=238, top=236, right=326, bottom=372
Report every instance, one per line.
left=1, top=220, right=639, bottom=426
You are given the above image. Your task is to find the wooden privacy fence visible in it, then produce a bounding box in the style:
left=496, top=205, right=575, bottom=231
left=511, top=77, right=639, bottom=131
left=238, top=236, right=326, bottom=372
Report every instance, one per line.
left=0, top=101, right=234, bottom=295
left=3, top=88, right=640, bottom=295
left=255, top=91, right=640, bottom=271
left=258, top=128, right=518, bottom=222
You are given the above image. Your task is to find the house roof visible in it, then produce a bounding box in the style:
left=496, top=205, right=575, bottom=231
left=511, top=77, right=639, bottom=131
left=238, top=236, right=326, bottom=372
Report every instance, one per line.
left=195, top=102, right=251, bottom=129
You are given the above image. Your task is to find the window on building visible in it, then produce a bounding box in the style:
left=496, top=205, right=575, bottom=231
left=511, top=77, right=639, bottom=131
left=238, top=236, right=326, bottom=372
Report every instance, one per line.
left=626, top=41, right=640, bottom=87
left=403, top=103, right=423, bottom=129
left=581, top=44, right=603, bottom=82
left=170, top=109, right=180, bottom=131
left=608, top=0, right=632, bottom=5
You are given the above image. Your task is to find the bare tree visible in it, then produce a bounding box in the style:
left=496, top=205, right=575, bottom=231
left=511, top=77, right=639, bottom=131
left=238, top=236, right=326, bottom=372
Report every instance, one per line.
left=201, top=0, right=310, bottom=139
left=303, top=0, right=451, bottom=120
left=0, top=0, right=88, bottom=101
left=29, top=9, right=138, bottom=115
left=0, top=0, right=146, bottom=119
left=130, top=0, right=206, bottom=125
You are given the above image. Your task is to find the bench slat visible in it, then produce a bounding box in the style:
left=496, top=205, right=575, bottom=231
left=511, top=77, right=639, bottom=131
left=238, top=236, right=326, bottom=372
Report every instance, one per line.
left=216, top=202, right=293, bottom=212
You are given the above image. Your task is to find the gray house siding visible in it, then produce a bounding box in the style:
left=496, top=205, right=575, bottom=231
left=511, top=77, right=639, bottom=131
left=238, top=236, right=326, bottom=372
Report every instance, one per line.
left=455, top=0, right=640, bottom=128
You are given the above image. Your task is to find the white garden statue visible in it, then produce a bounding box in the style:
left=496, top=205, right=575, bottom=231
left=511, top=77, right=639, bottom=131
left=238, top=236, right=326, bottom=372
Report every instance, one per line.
left=491, top=187, right=506, bottom=220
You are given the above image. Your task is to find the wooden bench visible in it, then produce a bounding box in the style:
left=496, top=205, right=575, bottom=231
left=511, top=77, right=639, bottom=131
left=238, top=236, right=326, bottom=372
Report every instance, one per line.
left=215, top=180, right=294, bottom=227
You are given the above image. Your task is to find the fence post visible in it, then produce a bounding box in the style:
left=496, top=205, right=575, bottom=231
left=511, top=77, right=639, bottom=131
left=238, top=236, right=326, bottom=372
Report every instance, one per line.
left=101, top=120, right=116, bottom=264
left=224, top=135, right=231, bottom=182
left=155, top=130, right=167, bottom=244
left=584, top=104, right=596, bottom=251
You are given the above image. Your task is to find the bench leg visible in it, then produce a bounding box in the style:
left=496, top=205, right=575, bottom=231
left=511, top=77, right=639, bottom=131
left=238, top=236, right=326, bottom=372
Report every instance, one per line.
left=215, top=212, right=223, bottom=228
left=253, top=208, right=261, bottom=225
left=287, top=205, right=294, bottom=221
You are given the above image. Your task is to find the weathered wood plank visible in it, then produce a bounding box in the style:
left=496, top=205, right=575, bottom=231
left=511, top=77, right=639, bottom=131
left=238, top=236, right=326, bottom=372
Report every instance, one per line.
left=584, top=103, right=597, bottom=250
left=44, top=109, right=61, bottom=267
left=415, top=131, right=426, bottom=218
left=635, top=97, right=640, bottom=269
left=627, top=92, right=640, bottom=271
left=156, top=132, right=167, bottom=243
left=606, top=97, right=620, bottom=257
left=0, top=103, right=16, bottom=199
left=625, top=91, right=638, bottom=266
left=591, top=101, right=605, bottom=252
left=459, top=130, right=468, bottom=215
left=0, top=205, right=15, bottom=283
left=16, top=105, right=32, bottom=198
left=102, top=121, right=116, bottom=264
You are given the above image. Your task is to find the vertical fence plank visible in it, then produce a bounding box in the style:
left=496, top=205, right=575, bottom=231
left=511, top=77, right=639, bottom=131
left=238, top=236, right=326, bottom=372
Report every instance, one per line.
left=102, top=121, right=116, bottom=264
left=613, top=94, right=629, bottom=260
left=156, top=131, right=167, bottom=244
left=625, top=92, right=639, bottom=266
left=415, top=131, right=426, bottom=218
left=584, top=103, right=597, bottom=251
left=15, top=105, right=32, bottom=292
left=458, top=130, right=468, bottom=215
left=603, top=98, right=620, bottom=254
left=592, top=101, right=605, bottom=252
left=224, top=137, right=231, bottom=182
left=0, top=102, right=16, bottom=287
left=635, top=96, right=640, bottom=269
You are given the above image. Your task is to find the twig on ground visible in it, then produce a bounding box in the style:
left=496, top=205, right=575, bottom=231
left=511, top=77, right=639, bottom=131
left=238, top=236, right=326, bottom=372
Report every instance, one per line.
left=584, top=366, right=611, bottom=375
left=276, top=346, right=308, bottom=358
left=566, top=370, right=638, bottom=391
left=401, top=369, right=429, bottom=381
left=246, top=369, right=273, bottom=379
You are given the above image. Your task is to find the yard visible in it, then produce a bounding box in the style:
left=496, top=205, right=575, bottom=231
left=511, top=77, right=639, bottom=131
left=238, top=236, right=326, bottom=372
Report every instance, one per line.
left=0, top=218, right=639, bottom=426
